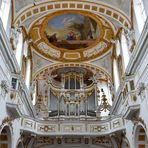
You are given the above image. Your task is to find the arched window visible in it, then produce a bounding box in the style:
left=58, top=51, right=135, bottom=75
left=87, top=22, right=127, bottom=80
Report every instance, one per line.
left=32, top=81, right=37, bottom=105
left=0, top=0, right=11, bottom=30
left=134, top=0, right=147, bottom=33
left=134, top=125, right=148, bottom=148
left=15, top=30, right=23, bottom=67
left=23, top=41, right=31, bottom=89
left=0, top=1, right=2, bottom=8
left=116, top=39, right=121, bottom=57
left=25, top=57, right=31, bottom=88
left=121, top=138, right=130, bottom=148
left=17, top=142, right=24, bottom=148
left=0, top=126, right=12, bottom=148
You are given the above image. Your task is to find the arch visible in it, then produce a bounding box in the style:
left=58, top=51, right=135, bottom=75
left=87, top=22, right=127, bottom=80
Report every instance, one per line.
left=0, top=126, right=12, bottom=148
left=134, top=124, right=148, bottom=148
left=121, top=137, right=130, bottom=148
left=17, top=141, right=24, bottom=148
left=16, top=137, right=24, bottom=148
left=33, top=63, right=112, bottom=82
left=13, top=0, right=131, bottom=30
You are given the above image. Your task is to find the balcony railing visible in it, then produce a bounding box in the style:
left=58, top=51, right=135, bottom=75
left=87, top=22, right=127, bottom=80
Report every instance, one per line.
left=21, top=115, right=125, bottom=136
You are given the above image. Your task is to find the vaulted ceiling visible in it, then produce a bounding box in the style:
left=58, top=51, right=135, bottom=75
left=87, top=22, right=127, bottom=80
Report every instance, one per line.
left=12, top=0, right=133, bottom=80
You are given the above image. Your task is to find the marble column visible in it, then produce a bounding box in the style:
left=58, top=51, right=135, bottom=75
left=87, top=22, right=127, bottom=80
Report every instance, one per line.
left=94, top=82, right=98, bottom=110
left=48, top=85, right=51, bottom=111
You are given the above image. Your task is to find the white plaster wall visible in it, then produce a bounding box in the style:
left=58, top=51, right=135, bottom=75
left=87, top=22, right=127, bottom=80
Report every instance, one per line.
left=0, top=42, right=11, bottom=124
left=143, top=0, right=148, bottom=16
left=0, top=2, right=148, bottom=148
left=11, top=119, right=22, bottom=148
left=0, top=43, right=21, bottom=148
left=0, top=17, right=34, bottom=147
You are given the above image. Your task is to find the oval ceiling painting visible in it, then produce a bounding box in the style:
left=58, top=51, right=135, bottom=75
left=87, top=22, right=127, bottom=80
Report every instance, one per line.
left=44, top=13, right=100, bottom=50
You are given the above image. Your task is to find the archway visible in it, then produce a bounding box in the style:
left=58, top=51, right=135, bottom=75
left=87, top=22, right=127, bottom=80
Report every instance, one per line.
left=121, top=138, right=130, bottom=148
left=17, top=142, right=24, bottom=148
left=0, top=126, right=12, bottom=148
left=135, top=125, right=148, bottom=148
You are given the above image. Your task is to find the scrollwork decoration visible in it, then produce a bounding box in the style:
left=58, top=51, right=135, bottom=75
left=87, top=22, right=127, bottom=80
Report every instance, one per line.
left=0, top=80, right=9, bottom=97
left=137, top=82, right=146, bottom=100
left=0, top=116, right=13, bottom=131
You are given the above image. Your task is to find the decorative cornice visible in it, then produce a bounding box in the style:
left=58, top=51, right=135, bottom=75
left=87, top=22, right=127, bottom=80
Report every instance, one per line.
left=20, top=116, right=125, bottom=136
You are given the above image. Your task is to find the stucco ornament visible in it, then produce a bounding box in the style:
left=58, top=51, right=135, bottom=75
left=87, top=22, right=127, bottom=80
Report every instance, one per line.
left=10, top=27, right=21, bottom=50
left=0, top=80, right=9, bottom=97
left=137, top=82, right=146, bottom=99
left=125, top=29, right=135, bottom=52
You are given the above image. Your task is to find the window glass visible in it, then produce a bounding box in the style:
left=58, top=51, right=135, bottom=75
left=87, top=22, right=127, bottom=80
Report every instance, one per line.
left=116, top=40, right=121, bottom=56
left=11, top=78, right=17, bottom=89
left=134, top=0, right=147, bottom=33
left=0, top=0, right=11, bottom=30
left=16, top=31, right=23, bottom=66
left=121, top=31, right=129, bottom=70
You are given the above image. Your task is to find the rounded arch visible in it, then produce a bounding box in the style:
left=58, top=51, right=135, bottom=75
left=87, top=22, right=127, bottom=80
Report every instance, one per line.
left=33, top=62, right=112, bottom=82
left=0, top=126, right=12, bottom=148
left=16, top=141, right=24, bottom=148
left=133, top=124, right=148, bottom=148
left=13, top=0, right=131, bottom=30
left=121, top=137, right=130, bottom=148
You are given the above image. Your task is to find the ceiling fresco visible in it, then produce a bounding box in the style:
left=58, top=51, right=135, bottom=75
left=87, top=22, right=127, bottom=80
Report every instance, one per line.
left=12, top=0, right=132, bottom=78
left=44, top=13, right=99, bottom=50
left=29, top=11, right=114, bottom=62
left=13, top=0, right=132, bottom=65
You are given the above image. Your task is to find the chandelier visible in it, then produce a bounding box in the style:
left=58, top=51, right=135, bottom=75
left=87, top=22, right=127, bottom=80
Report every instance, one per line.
left=97, top=88, right=111, bottom=112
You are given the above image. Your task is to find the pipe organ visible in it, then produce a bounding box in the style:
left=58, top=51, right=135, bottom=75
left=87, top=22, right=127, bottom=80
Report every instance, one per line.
left=35, top=68, right=112, bottom=119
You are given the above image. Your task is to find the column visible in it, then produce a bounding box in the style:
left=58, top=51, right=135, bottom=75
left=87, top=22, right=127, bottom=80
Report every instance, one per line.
left=75, top=74, right=76, bottom=89
left=80, top=74, right=84, bottom=89
left=121, top=30, right=130, bottom=70
left=0, top=0, right=11, bottom=30
left=25, top=56, right=31, bottom=88
left=32, top=81, right=37, bottom=105
left=69, top=75, right=70, bottom=89
left=85, top=99, right=88, bottom=116
left=69, top=102, right=70, bottom=116
left=66, top=103, right=67, bottom=116
left=57, top=97, right=60, bottom=117
left=113, top=58, right=120, bottom=90
left=80, top=100, right=84, bottom=114
left=95, top=82, right=98, bottom=110
left=78, top=103, right=80, bottom=116
left=48, top=85, right=51, bottom=111
left=15, top=29, right=23, bottom=67
left=61, top=74, right=65, bottom=89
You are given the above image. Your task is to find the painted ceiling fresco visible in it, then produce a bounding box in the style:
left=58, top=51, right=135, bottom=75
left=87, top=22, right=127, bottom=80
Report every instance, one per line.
left=29, top=11, right=114, bottom=62
left=44, top=13, right=99, bottom=50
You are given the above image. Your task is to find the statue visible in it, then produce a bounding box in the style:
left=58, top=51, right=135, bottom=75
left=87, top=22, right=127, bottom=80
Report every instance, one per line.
left=10, top=26, right=21, bottom=50
left=124, top=29, right=135, bottom=52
